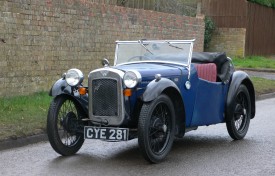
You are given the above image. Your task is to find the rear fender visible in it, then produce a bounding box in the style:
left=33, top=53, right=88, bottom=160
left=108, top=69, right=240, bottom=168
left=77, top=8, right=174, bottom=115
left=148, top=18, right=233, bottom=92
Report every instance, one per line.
left=226, top=71, right=256, bottom=121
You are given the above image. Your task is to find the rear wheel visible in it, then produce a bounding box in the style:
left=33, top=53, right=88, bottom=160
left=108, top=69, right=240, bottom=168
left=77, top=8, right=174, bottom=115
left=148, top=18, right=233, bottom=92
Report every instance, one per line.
left=226, top=85, right=251, bottom=140
left=47, top=95, right=85, bottom=156
left=138, top=94, right=175, bottom=163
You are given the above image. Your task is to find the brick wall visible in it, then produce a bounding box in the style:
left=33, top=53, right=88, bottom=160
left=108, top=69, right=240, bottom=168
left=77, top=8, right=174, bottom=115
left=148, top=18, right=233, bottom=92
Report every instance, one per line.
left=0, top=0, right=204, bottom=97
left=206, top=28, right=246, bottom=57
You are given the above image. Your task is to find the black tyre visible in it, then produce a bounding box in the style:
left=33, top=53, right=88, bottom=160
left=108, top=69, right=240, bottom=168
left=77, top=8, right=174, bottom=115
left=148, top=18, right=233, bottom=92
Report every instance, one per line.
left=138, top=94, right=175, bottom=163
left=226, top=85, right=251, bottom=140
left=47, top=95, right=85, bottom=156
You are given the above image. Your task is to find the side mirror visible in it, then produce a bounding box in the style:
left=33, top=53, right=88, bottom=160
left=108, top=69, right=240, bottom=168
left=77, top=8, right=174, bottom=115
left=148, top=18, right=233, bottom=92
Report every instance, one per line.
left=102, top=58, right=110, bottom=67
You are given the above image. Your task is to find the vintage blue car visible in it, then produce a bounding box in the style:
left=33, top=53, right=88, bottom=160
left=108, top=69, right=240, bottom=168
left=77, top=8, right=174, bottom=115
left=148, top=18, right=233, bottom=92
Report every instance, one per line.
left=47, top=39, right=256, bottom=163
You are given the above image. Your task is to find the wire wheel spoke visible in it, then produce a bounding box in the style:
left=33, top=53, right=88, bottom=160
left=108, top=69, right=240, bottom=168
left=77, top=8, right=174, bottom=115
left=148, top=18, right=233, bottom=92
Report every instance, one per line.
left=234, top=92, right=248, bottom=132
left=149, top=103, right=171, bottom=154
left=234, top=116, right=243, bottom=130
left=57, top=99, right=81, bottom=147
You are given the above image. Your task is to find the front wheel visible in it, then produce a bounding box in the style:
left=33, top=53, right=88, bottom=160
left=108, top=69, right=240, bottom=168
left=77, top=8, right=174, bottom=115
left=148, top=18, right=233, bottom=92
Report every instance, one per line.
left=138, top=94, right=175, bottom=163
left=226, top=85, right=251, bottom=140
left=47, top=95, right=85, bottom=156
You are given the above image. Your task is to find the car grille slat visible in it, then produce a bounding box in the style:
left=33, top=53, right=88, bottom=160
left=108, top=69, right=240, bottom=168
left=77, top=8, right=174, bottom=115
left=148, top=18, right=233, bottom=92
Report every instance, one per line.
left=92, top=79, right=118, bottom=116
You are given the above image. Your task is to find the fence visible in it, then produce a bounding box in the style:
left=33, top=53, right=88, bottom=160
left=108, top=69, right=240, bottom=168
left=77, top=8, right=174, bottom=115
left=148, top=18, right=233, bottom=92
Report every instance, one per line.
left=201, top=0, right=247, bottom=28
left=202, top=0, right=275, bottom=56
left=246, top=2, right=275, bottom=55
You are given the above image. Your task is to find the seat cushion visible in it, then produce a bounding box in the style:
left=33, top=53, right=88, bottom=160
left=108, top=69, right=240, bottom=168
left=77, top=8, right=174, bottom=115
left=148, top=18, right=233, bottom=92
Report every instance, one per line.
left=195, top=63, right=217, bottom=82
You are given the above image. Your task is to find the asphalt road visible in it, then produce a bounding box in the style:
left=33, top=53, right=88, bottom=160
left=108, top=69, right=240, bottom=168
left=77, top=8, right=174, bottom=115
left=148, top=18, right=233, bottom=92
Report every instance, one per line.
left=246, top=70, right=275, bottom=80
left=1, top=98, right=275, bottom=176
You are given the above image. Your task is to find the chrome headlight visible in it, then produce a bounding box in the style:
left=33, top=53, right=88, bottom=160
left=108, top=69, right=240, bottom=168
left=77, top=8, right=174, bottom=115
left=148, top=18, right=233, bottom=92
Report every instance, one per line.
left=65, top=69, right=84, bottom=86
left=123, top=71, right=141, bottom=88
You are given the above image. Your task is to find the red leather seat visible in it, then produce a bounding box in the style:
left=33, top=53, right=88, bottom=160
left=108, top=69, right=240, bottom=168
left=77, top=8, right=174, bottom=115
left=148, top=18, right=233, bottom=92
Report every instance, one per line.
left=195, top=63, right=217, bottom=82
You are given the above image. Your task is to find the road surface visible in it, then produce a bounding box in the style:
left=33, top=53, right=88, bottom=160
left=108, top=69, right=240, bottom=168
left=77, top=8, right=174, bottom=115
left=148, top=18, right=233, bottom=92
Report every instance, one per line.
left=1, top=98, right=275, bottom=176
left=246, top=70, right=275, bottom=80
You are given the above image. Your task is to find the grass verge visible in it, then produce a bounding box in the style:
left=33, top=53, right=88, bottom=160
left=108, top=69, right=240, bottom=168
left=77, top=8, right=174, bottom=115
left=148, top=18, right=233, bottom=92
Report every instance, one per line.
left=0, top=92, right=52, bottom=141
left=233, top=56, right=275, bottom=69
left=251, top=77, right=275, bottom=96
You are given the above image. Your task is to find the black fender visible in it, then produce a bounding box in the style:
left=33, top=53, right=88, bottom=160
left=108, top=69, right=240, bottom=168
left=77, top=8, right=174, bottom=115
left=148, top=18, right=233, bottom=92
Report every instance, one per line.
left=142, top=78, right=181, bottom=102
left=49, top=78, right=89, bottom=115
left=226, top=71, right=256, bottom=121
left=49, top=78, right=72, bottom=97
left=141, top=78, right=186, bottom=137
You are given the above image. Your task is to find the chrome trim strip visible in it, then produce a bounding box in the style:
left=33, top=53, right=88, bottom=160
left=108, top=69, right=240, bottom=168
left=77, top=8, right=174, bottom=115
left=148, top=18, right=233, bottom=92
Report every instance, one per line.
left=89, top=67, right=125, bottom=78
left=114, top=43, right=119, bottom=68
left=115, top=39, right=196, bottom=44
left=187, top=41, right=194, bottom=80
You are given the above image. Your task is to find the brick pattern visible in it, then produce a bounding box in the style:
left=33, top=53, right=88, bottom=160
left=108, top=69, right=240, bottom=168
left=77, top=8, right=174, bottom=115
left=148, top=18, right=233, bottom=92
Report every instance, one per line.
left=0, top=0, right=204, bottom=97
left=206, top=28, right=246, bottom=57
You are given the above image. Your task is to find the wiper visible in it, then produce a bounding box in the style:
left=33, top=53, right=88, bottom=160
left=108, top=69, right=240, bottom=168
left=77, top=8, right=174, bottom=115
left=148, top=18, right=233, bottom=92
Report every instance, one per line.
left=138, top=40, right=154, bottom=55
left=166, top=41, right=184, bottom=50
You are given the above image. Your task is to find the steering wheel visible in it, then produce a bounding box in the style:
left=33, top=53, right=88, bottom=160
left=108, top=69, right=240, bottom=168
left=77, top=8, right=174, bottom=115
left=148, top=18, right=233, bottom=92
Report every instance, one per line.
left=128, top=55, right=152, bottom=62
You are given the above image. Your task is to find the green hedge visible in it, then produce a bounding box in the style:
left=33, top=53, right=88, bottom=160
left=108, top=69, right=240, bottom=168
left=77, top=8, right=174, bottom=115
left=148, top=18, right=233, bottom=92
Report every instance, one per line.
left=248, top=0, right=275, bottom=8
left=204, top=17, right=215, bottom=49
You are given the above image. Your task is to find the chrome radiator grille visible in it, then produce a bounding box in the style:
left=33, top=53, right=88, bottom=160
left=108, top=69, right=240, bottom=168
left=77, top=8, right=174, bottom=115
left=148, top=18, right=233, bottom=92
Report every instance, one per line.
left=92, top=79, right=118, bottom=116
left=89, top=68, right=125, bottom=126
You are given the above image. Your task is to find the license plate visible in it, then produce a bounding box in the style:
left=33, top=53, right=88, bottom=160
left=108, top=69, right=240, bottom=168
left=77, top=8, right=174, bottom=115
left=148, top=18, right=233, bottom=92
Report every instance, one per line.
left=84, top=126, right=129, bottom=141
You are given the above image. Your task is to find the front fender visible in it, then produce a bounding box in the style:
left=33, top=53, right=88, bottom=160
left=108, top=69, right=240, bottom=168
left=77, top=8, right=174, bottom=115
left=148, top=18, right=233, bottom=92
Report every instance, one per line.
left=49, top=78, right=72, bottom=97
left=49, top=79, right=89, bottom=115
left=55, top=94, right=89, bottom=116
left=142, top=78, right=181, bottom=102
left=226, top=71, right=256, bottom=121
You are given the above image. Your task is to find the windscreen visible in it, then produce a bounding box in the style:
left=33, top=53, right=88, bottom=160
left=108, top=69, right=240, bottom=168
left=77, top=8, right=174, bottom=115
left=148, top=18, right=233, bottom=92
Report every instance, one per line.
left=115, top=40, right=194, bottom=66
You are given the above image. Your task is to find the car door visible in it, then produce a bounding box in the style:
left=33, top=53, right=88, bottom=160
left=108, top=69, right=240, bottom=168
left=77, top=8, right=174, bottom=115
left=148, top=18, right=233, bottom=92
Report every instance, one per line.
left=190, top=79, right=228, bottom=126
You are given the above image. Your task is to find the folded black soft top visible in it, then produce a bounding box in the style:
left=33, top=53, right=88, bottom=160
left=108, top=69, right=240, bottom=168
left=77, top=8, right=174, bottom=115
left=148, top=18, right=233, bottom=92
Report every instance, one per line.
left=192, top=52, right=234, bottom=82
left=192, top=52, right=228, bottom=66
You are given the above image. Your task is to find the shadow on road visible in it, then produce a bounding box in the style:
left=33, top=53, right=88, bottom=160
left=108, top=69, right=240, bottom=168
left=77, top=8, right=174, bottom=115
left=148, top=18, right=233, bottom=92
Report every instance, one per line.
left=48, top=133, right=255, bottom=168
